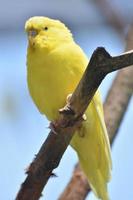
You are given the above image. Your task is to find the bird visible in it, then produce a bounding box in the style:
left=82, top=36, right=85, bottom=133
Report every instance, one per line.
left=25, top=16, right=112, bottom=200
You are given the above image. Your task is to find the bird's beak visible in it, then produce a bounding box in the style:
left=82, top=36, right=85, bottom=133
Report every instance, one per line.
left=27, top=29, right=38, bottom=46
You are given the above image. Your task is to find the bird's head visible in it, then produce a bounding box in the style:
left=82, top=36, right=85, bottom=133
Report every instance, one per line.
left=25, top=16, right=73, bottom=52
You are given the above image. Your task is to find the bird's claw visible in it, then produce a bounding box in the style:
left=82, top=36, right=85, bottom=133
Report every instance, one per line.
left=59, top=93, right=87, bottom=128
left=59, top=105, right=75, bottom=115
left=82, top=114, right=87, bottom=121
left=66, top=93, right=72, bottom=103
left=48, top=122, right=58, bottom=134
left=59, top=93, right=75, bottom=115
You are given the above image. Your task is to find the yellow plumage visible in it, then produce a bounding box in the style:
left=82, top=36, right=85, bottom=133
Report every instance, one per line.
left=25, top=16, right=112, bottom=200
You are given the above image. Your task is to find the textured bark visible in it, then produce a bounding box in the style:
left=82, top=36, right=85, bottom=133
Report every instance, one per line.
left=104, top=69, right=133, bottom=143
left=16, top=47, right=133, bottom=200
left=58, top=27, right=133, bottom=200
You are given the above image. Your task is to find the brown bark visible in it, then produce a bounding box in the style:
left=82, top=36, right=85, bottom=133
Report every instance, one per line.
left=58, top=27, right=133, bottom=200
left=16, top=47, right=133, bottom=200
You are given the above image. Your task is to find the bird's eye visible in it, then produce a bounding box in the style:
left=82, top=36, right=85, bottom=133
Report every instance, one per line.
left=28, top=29, right=38, bottom=37
left=44, top=27, right=48, bottom=31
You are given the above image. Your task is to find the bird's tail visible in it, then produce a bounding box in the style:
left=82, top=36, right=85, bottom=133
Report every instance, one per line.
left=71, top=127, right=110, bottom=200
left=78, top=154, right=110, bottom=200
left=71, top=91, right=111, bottom=200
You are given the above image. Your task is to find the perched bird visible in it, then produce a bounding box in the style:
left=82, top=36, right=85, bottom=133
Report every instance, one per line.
left=25, top=16, right=112, bottom=200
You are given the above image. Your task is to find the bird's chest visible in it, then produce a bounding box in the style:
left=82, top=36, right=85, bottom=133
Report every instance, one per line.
left=27, top=55, right=78, bottom=120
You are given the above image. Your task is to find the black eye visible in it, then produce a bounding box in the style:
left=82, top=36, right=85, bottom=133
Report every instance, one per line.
left=44, top=27, right=48, bottom=31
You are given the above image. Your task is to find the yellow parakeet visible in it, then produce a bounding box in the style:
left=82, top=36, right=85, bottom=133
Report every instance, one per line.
left=25, top=16, right=112, bottom=200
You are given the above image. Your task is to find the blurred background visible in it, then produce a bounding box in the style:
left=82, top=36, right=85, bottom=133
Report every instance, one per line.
left=0, top=0, right=133, bottom=199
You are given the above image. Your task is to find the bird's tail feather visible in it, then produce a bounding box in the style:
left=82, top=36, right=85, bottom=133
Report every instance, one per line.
left=79, top=156, right=110, bottom=200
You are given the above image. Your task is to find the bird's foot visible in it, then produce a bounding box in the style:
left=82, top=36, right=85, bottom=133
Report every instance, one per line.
left=66, top=93, right=72, bottom=103
left=59, top=93, right=87, bottom=128
left=82, top=114, right=87, bottom=121
left=59, top=94, right=75, bottom=116
left=48, top=121, right=59, bottom=134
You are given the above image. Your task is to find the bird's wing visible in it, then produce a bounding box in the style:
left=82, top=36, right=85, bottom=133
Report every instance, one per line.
left=92, top=90, right=112, bottom=172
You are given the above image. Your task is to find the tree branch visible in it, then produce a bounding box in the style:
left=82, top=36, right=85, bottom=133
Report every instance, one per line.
left=16, top=47, right=133, bottom=200
left=58, top=27, right=133, bottom=200
left=58, top=66, right=133, bottom=200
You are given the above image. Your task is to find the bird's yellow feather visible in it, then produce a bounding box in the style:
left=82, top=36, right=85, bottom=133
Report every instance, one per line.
left=25, top=16, right=112, bottom=200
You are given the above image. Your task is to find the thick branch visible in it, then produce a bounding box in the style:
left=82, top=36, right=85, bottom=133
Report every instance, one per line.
left=58, top=27, right=133, bottom=200
left=16, top=48, right=133, bottom=200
